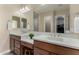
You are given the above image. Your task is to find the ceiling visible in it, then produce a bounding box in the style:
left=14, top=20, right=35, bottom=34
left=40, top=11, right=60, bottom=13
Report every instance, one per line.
left=26, top=4, right=70, bottom=13
left=1, top=4, right=69, bottom=14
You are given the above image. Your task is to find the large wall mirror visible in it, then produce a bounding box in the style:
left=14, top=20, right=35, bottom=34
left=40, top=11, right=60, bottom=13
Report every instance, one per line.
left=32, top=4, right=70, bottom=33
left=9, top=4, right=70, bottom=33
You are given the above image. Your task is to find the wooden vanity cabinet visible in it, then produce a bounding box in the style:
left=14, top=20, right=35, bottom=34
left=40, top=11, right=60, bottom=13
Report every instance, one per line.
left=34, top=40, right=79, bottom=55
left=10, top=35, right=34, bottom=55
left=34, top=40, right=57, bottom=55
left=10, top=35, right=21, bottom=55
left=10, top=35, right=79, bottom=55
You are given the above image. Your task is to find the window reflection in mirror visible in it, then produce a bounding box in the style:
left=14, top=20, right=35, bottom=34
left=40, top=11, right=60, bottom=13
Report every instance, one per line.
left=33, top=12, right=39, bottom=31
left=55, top=16, right=65, bottom=33
left=74, top=16, right=79, bottom=33
left=21, top=18, right=27, bottom=28
left=12, top=16, right=20, bottom=28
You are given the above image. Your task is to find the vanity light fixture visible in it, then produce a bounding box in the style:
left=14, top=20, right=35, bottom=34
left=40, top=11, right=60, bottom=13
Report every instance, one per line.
left=19, top=6, right=31, bottom=13
left=15, top=6, right=31, bottom=14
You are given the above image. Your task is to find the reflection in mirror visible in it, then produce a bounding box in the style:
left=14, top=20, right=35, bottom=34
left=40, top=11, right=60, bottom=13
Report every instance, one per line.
left=33, top=12, right=39, bottom=31
left=55, top=16, right=65, bottom=33
left=74, top=16, right=79, bottom=33
left=11, top=4, right=70, bottom=33
left=12, top=16, right=20, bottom=28
left=32, top=4, right=70, bottom=33
left=21, top=18, right=27, bottom=28
left=44, top=16, right=52, bottom=32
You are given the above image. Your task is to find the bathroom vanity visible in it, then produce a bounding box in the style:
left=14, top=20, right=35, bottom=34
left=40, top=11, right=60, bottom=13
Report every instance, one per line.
left=10, top=32, right=79, bottom=55
left=10, top=35, right=21, bottom=54
left=10, top=34, right=33, bottom=55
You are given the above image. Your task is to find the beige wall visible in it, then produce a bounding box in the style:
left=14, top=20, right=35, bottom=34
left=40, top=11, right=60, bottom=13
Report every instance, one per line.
left=70, top=4, right=79, bottom=33
left=0, top=5, right=21, bottom=53
left=0, top=6, right=12, bottom=53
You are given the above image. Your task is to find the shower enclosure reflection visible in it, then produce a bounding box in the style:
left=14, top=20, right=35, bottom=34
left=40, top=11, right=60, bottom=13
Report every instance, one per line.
left=55, top=16, right=65, bottom=33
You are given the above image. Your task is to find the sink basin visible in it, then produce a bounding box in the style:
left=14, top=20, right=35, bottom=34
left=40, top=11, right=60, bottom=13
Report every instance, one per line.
left=55, top=38, right=63, bottom=42
left=49, top=37, right=63, bottom=42
left=34, top=35, right=64, bottom=42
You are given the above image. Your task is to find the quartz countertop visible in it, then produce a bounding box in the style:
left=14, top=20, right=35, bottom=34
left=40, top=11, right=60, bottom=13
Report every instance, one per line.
left=21, top=35, right=79, bottom=50
left=21, top=36, right=34, bottom=44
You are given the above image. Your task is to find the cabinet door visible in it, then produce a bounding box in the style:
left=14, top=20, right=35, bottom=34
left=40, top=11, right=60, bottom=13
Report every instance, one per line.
left=14, top=40, right=21, bottom=55
left=15, top=48, right=20, bottom=55
left=10, top=38, right=15, bottom=52
left=15, top=40, right=20, bottom=48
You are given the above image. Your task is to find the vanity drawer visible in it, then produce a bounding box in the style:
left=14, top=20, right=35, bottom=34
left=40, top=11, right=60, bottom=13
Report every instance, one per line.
left=15, top=48, right=20, bottom=55
left=21, top=41, right=33, bottom=49
left=15, top=40, right=20, bottom=48
left=34, top=47, right=50, bottom=55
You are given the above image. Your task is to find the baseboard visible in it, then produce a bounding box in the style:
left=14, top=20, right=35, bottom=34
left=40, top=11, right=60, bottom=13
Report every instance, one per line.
left=0, top=50, right=11, bottom=55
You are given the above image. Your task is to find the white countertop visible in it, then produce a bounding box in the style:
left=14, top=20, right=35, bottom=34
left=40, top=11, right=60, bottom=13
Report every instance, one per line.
left=21, top=35, right=79, bottom=50
left=21, top=36, right=34, bottom=44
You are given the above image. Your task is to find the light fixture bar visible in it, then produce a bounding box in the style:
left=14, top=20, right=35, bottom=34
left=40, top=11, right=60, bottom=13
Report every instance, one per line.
left=16, top=6, right=31, bottom=14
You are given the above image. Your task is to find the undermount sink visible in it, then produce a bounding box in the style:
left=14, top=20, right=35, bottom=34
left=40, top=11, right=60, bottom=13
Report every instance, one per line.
left=36, top=35, right=64, bottom=42
left=21, top=35, right=30, bottom=39
left=49, top=37, right=63, bottom=42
